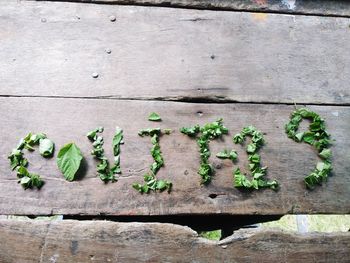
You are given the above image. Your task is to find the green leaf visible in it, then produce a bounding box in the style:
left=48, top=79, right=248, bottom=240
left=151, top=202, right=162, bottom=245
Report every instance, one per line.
left=112, top=127, right=123, bottom=156
left=216, top=150, right=230, bottom=159
left=233, top=134, right=244, bottom=144
left=39, top=138, right=54, bottom=157
left=110, top=165, right=121, bottom=175
left=148, top=112, right=161, bottom=121
left=17, top=166, right=30, bottom=178
left=97, top=159, right=109, bottom=173
left=163, top=129, right=172, bottom=135
left=132, top=183, right=144, bottom=193
left=242, top=126, right=256, bottom=135
left=180, top=125, right=200, bottom=137
left=253, top=172, right=264, bottom=179
left=156, top=180, right=167, bottom=190
left=20, top=176, right=31, bottom=186
left=29, top=133, right=46, bottom=145
left=138, top=128, right=161, bottom=137
left=57, top=143, right=83, bottom=181
left=99, top=172, right=117, bottom=183
left=248, top=153, right=260, bottom=164
left=319, top=148, right=332, bottom=160
left=246, top=143, right=256, bottom=153
left=258, top=179, right=278, bottom=190
left=251, top=179, right=259, bottom=189
left=87, top=127, right=104, bottom=141
left=151, top=134, right=158, bottom=145
left=295, top=132, right=304, bottom=142
left=229, top=150, right=238, bottom=161
left=304, top=173, right=321, bottom=189
left=303, top=132, right=315, bottom=144
left=29, top=174, right=44, bottom=189
left=233, top=169, right=251, bottom=188
left=216, top=150, right=237, bottom=161
left=316, top=161, right=331, bottom=172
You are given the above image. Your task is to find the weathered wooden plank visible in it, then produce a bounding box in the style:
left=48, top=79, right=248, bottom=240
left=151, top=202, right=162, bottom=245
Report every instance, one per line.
left=0, top=97, right=349, bottom=215
left=0, top=219, right=349, bottom=263
left=1, top=2, right=350, bottom=105
left=33, top=0, right=350, bottom=17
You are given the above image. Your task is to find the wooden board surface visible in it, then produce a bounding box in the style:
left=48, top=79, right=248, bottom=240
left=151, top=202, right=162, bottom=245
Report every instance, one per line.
left=1, top=2, right=350, bottom=105
left=0, top=97, right=349, bottom=216
left=0, top=219, right=349, bottom=263
left=32, top=0, right=350, bottom=17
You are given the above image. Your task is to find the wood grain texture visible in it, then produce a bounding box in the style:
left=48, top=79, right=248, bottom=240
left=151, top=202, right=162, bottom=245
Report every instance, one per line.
left=0, top=97, right=349, bottom=216
left=33, top=0, right=350, bottom=17
left=1, top=1, right=350, bottom=105
left=0, top=219, right=349, bottom=263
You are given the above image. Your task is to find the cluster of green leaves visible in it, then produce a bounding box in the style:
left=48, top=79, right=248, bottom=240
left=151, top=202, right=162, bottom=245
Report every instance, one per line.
left=133, top=128, right=172, bottom=193
left=87, top=127, right=123, bottom=183
left=8, top=133, right=54, bottom=189
left=233, top=126, right=278, bottom=190
left=133, top=114, right=172, bottom=193
left=181, top=119, right=228, bottom=184
left=57, top=143, right=83, bottom=182
left=285, top=107, right=332, bottom=189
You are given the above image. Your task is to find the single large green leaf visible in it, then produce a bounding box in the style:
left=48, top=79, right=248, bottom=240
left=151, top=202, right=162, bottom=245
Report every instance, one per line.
left=57, top=143, right=83, bottom=181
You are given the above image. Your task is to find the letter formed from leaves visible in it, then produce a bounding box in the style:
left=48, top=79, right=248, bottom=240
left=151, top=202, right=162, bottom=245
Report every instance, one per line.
left=86, top=126, right=123, bottom=183
left=133, top=113, right=172, bottom=194
left=57, top=143, right=83, bottom=181
left=232, top=126, right=278, bottom=190
left=8, top=132, right=55, bottom=189
left=285, top=107, right=332, bottom=189
left=180, top=119, right=228, bottom=184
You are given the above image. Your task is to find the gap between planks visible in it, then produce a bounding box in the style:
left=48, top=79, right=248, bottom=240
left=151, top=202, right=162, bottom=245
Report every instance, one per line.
left=0, top=214, right=283, bottom=234
left=1, top=94, right=350, bottom=107
left=28, top=0, right=350, bottom=19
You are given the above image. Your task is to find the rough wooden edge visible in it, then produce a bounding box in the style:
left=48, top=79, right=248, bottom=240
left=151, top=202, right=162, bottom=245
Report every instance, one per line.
left=0, top=219, right=349, bottom=262
left=30, top=0, right=350, bottom=17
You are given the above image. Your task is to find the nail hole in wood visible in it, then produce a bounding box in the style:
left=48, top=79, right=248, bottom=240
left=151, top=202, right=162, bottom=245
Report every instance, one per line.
left=209, top=193, right=217, bottom=199
left=215, top=163, right=222, bottom=169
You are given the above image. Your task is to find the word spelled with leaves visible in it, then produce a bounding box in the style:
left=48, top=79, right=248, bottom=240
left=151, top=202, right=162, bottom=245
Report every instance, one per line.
left=8, top=108, right=333, bottom=193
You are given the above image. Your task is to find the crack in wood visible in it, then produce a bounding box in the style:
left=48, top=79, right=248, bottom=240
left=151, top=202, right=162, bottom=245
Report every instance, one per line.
left=27, top=0, right=350, bottom=18
left=39, top=221, right=52, bottom=263
left=1, top=94, right=350, bottom=107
